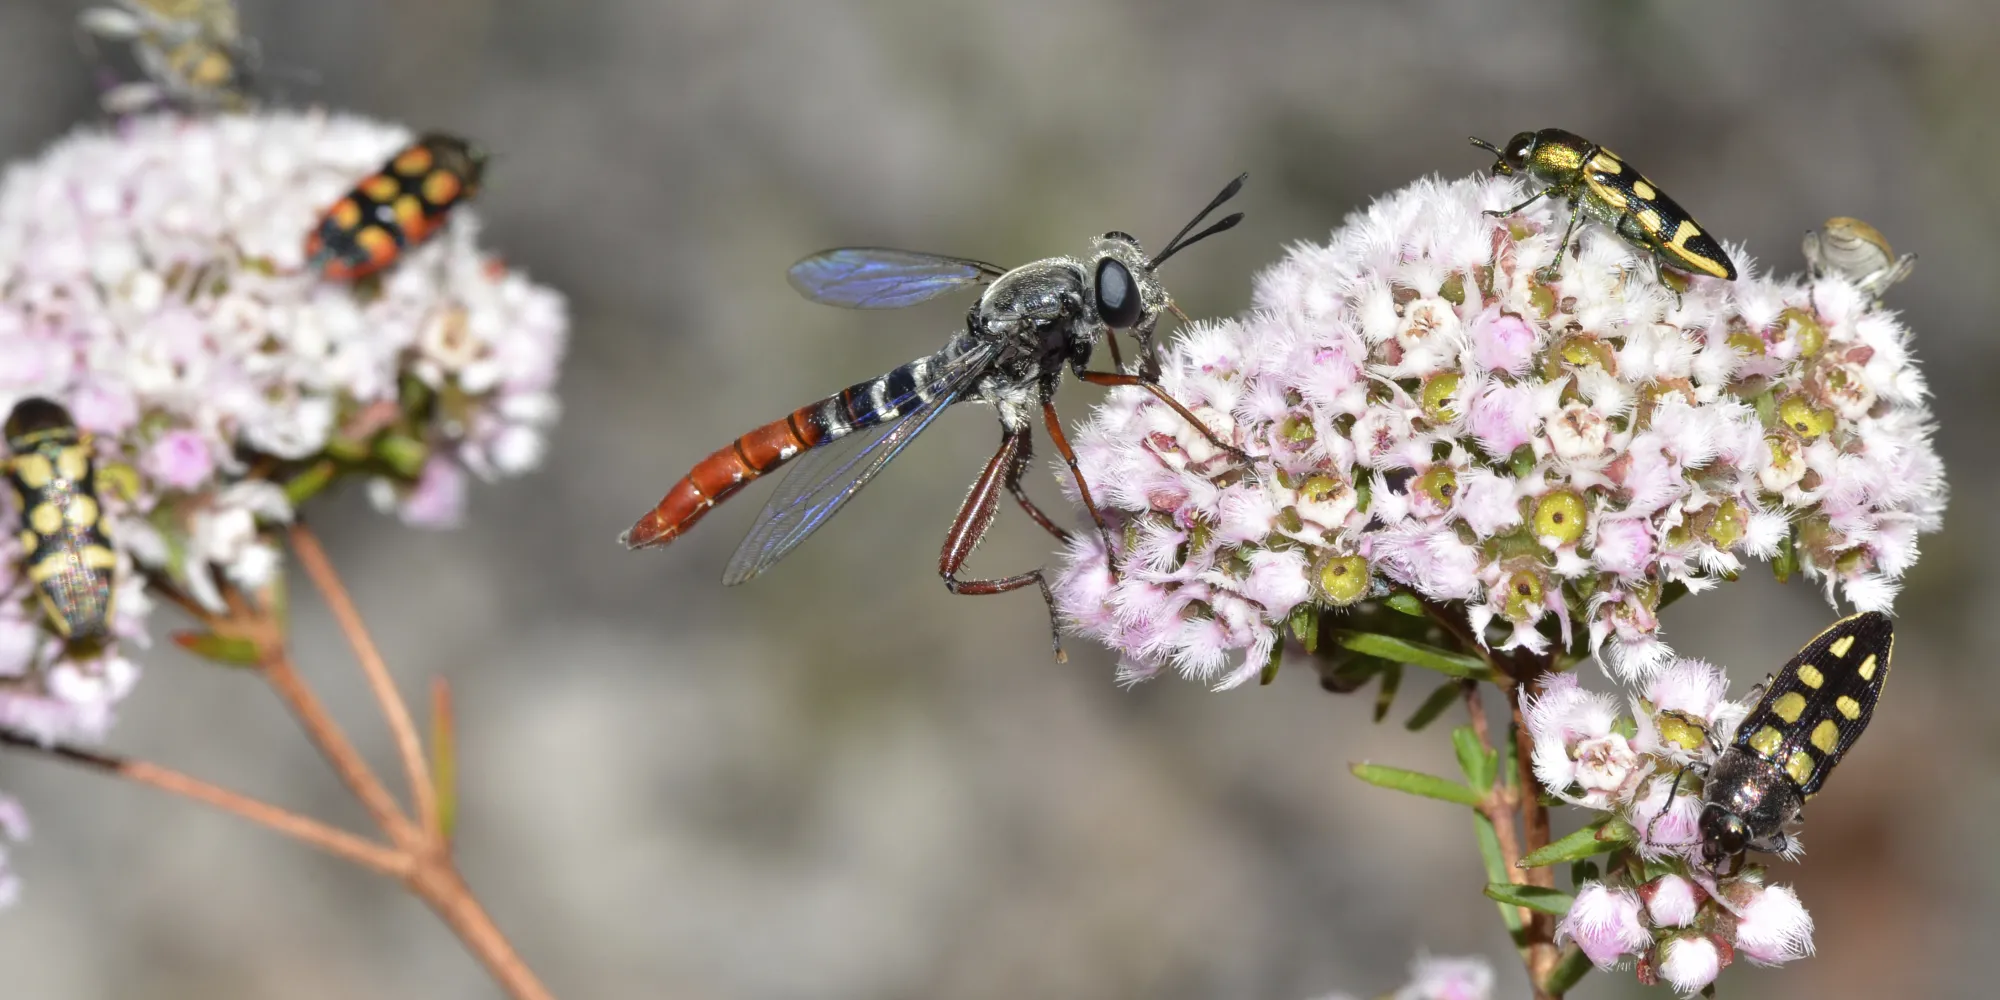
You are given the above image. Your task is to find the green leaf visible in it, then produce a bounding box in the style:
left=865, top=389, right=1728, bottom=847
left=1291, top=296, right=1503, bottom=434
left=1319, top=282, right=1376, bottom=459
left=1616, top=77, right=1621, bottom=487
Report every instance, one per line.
left=1658, top=579, right=1691, bottom=611
left=1384, top=592, right=1424, bottom=617
left=283, top=459, right=340, bottom=507
left=1519, top=818, right=1631, bottom=868
left=1349, top=763, right=1481, bottom=806
left=1452, top=724, right=1496, bottom=792
left=1499, top=720, right=1520, bottom=789
left=1403, top=682, right=1459, bottom=731
left=1259, top=640, right=1284, bottom=686
left=1483, top=882, right=1574, bottom=915
left=1335, top=631, right=1498, bottom=682
left=1372, top=663, right=1402, bottom=722
left=1289, top=605, right=1320, bottom=653
left=171, top=630, right=262, bottom=667
left=1509, top=444, right=1536, bottom=478
left=375, top=433, right=429, bottom=479
left=1474, top=814, right=1526, bottom=939
left=1772, top=530, right=1797, bottom=583
left=1543, top=945, right=1594, bottom=994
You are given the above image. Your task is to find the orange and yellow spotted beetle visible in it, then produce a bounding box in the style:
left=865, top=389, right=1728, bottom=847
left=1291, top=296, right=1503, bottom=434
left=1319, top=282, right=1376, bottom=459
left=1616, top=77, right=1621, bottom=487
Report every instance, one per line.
left=306, top=133, right=489, bottom=282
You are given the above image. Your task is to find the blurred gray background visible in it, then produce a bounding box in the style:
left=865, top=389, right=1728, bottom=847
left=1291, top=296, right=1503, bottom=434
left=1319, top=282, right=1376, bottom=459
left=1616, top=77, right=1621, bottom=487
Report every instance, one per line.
left=1, top=0, right=1996, bottom=997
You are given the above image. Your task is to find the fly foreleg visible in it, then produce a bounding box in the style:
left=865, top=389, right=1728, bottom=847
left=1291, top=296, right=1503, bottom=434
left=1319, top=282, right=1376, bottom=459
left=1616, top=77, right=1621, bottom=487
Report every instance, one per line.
left=1072, top=368, right=1248, bottom=464
left=940, top=427, right=1066, bottom=662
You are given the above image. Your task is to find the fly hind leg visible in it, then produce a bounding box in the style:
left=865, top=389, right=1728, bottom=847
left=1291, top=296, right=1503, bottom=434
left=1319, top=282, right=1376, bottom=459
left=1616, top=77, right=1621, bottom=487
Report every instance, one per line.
left=941, top=426, right=1066, bottom=662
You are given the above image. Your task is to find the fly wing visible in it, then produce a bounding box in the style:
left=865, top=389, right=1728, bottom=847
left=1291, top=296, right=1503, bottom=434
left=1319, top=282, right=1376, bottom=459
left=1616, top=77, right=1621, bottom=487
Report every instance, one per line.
left=722, top=344, right=996, bottom=585
left=787, top=248, right=1005, bottom=309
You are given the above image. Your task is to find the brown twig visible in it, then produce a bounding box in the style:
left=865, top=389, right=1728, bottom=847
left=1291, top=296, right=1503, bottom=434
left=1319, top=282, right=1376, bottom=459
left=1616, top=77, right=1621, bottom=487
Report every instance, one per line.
left=1509, top=673, right=1560, bottom=999
left=290, top=523, right=440, bottom=839
left=1, top=533, right=555, bottom=1000
left=0, top=731, right=408, bottom=878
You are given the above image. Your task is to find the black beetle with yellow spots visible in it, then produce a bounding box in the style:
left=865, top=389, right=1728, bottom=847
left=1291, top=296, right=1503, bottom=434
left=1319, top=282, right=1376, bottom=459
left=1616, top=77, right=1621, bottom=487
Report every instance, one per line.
left=4, top=398, right=117, bottom=643
left=1470, top=128, right=1738, bottom=283
left=1697, top=611, right=1891, bottom=866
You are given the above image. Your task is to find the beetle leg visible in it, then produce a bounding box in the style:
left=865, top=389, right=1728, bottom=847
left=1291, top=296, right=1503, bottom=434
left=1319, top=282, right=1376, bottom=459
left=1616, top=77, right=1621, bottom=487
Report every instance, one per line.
left=1485, top=185, right=1559, bottom=219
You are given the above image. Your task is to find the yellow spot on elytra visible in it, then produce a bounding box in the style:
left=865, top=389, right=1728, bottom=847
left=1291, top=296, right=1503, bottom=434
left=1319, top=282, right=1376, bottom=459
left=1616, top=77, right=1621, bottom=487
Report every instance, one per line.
left=1632, top=179, right=1657, bottom=200
left=1589, top=153, right=1623, bottom=174
left=1811, top=719, right=1840, bottom=753
left=1748, top=726, right=1783, bottom=756
left=28, top=503, right=62, bottom=536
left=37, top=592, right=71, bottom=637
left=65, top=493, right=99, bottom=527
left=1828, top=635, right=1856, bottom=658
left=1670, top=220, right=1704, bottom=250
left=393, top=194, right=426, bottom=229
left=1772, top=691, right=1808, bottom=723
left=361, top=175, right=401, bottom=202
left=1857, top=654, right=1878, bottom=681
left=333, top=198, right=363, bottom=229
left=55, top=446, right=87, bottom=481
left=393, top=145, right=436, bottom=177
left=1836, top=695, right=1861, bottom=719
left=1636, top=207, right=1663, bottom=233
left=27, top=554, right=66, bottom=583
left=81, top=545, right=117, bottom=570
left=1798, top=663, right=1824, bottom=689
left=1587, top=176, right=1628, bottom=209
left=12, top=453, right=53, bottom=489
left=16, top=530, right=35, bottom=552
left=1785, top=749, right=1815, bottom=785
left=422, top=170, right=463, bottom=206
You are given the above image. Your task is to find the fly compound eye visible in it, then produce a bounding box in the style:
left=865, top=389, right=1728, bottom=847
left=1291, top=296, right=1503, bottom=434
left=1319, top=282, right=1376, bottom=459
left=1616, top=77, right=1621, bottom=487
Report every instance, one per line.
left=1095, top=257, right=1143, bottom=328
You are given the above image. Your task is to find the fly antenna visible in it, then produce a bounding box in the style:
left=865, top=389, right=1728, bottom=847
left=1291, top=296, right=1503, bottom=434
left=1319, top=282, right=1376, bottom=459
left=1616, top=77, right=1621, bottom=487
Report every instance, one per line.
left=1151, top=172, right=1247, bottom=268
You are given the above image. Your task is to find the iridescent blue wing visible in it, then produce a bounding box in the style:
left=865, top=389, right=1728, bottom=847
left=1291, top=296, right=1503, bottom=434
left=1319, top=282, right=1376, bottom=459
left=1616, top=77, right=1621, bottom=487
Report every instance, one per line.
left=721, top=344, right=998, bottom=585
left=787, top=248, right=1005, bottom=309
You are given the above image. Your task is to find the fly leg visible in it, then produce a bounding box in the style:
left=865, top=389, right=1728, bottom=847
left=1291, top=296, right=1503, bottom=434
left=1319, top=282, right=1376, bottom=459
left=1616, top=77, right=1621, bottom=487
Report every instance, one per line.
left=1073, top=369, right=1249, bottom=464
left=1041, top=401, right=1119, bottom=579
left=1005, top=426, right=1070, bottom=542
left=940, top=426, right=1065, bottom=662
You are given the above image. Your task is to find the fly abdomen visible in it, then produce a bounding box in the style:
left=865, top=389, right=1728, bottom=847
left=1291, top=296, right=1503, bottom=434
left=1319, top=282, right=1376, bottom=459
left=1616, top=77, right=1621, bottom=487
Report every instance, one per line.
left=620, top=355, right=941, bottom=550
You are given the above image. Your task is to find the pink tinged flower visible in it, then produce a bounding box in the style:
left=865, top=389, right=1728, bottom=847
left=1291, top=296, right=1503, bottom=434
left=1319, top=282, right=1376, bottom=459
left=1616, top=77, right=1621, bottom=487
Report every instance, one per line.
left=397, top=457, right=468, bottom=528
left=1646, top=658, right=1731, bottom=726
left=143, top=429, right=216, bottom=491
left=68, top=379, right=139, bottom=436
left=1626, top=775, right=1703, bottom=856
left=1572, top=734, right=1641, bottom=799
left=1656, top=934, right=1727, bottom=995
left=1590, top=515, right=1655, bottom=579
left=1732, top=883, right=1814, bottom=965
left=1640, top=874, right=1702, bottom=928
left=1556, top=882, right=1651, bottom=968
left=1394, top=954, right=1494, bottom=1000
left=1545, top=402, right=1610, bottom=462
left=1469, top=308, right=1537, bottom=375
left=0, top=613, right=38, bottom=678
left=1453, top=468, right=1521, bottom=537
left=1469, top=380, right=1539, bottom=458
left=1240, top=548, right=1311, bottom=615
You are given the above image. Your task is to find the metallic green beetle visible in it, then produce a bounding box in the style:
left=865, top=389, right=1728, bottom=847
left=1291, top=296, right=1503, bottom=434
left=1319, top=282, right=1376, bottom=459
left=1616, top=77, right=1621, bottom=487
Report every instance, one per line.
left=1471, top=128, right=1737, bottom=282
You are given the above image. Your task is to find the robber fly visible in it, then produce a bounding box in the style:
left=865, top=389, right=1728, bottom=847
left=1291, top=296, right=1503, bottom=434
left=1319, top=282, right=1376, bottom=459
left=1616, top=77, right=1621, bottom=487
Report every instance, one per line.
left=78, top=0, right=255, bottom=113
left=622, top=176, right=1249, bottom=659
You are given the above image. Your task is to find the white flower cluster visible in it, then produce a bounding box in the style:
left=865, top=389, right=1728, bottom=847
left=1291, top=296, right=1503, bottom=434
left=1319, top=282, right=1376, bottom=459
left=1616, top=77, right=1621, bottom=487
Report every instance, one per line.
left=1528, top=663, right=1815, bottom=994
left=0, top=110, right=567, bottom=897
left=1054, top=174, right=1943, bottom=687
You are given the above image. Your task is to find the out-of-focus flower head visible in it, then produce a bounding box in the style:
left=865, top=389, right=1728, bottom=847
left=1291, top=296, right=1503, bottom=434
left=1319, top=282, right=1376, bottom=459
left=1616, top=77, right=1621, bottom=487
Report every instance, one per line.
left=0, top=110, right=568, bottom=897
left=1053, top=173, right=1943, bottom=687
